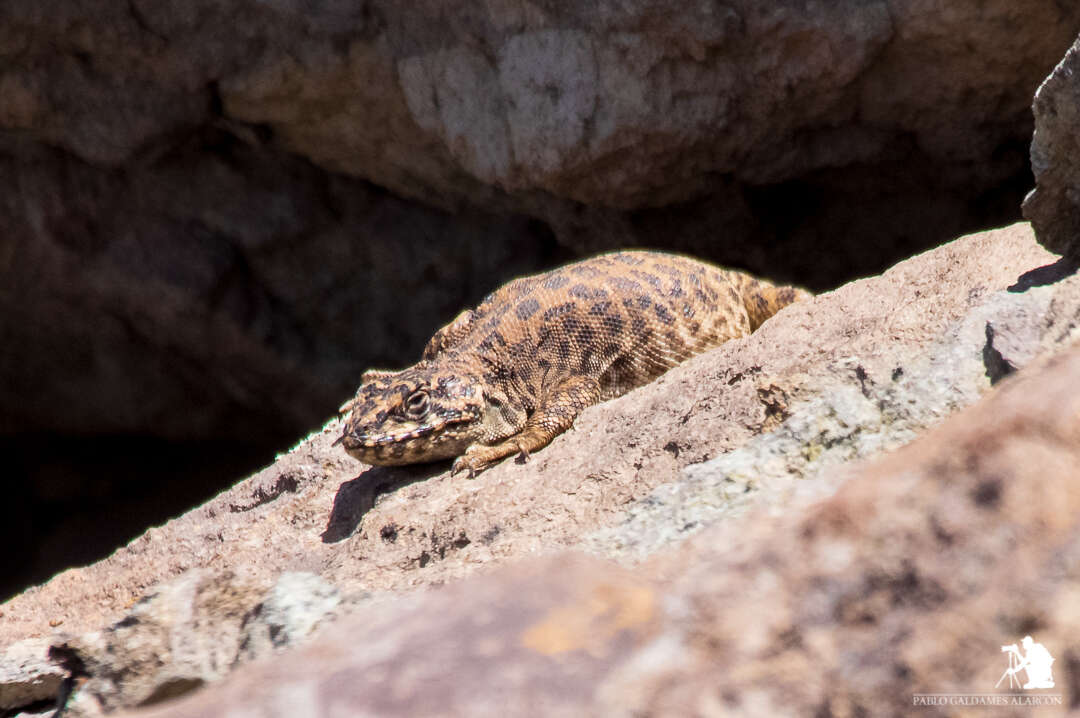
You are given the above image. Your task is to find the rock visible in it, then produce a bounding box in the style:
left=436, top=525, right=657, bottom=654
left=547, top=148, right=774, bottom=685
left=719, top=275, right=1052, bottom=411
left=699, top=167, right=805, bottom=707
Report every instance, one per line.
left=236, top=572, right=341, bottom=663
left=3, top=222, right=1079, bottom=715
left=7, top=3, right=1078, bottom=593
left=19, top=569, right=343, bottom=717
left=103, top=342, right=1080, bottom=715
left=626, top=344, right=1080, bottom=715
left=590, top=256, right=1080, bottom=559
left=0, top=638, right=65, bottom=714
left=0, top=222, right=1050, bottom=643
left=3, top=0, right=1078, bottom=447
left=1024, top=35, right=1080, bottom=259
left=4, top=0, right=1075, bottom=210
left=50, top=569, right=269, bottom=714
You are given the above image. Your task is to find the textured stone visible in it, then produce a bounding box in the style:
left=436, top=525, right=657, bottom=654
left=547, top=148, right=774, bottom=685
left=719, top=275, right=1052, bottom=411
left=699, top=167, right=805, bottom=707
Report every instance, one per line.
left=3, top=223, right=1078, bottom=716
left=0, top=639, right=64, bottom=713
left=4, top=0, right=1071, bottom=209
left=5, top=5, right=1077, bottom=598
left=590, top=257, right=1080, bottom=559
left=106, top=343, right=1080, bottom=715
left=236, top=572, right=341, bottom=663
left=1024, top=35, right=1080, bottom=259
left=3, top=0, right=1077, bottom=446
left=21, top=569, right=344, bottom=717
left=52, top=569, right=269, bottom=714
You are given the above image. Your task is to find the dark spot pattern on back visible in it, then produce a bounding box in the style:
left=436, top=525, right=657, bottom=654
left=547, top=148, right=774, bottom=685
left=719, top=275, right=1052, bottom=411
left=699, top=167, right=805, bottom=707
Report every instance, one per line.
left=569, top=283, right=607, bottom=300
left=589, top=301, right=611, bottom=316
left=579, top=346, right=597, bottom=373
left=509, top=338, right=532, bottom=357
left=479, top=330, right=507, bottom=352
left=609, top=277, right=641, bottom=292
left=562, top=315, right=591, bottom=345
left=601, top=313, right=624, bottom=336
left=654, top=303, right=675, bottom=325
left=516, top=298, right=541, bottom=321
left=630, top=270, right=662, bottom=289
left=542, top=302, right=576, bottom=321
left=543, top=274, right=569, bottom=290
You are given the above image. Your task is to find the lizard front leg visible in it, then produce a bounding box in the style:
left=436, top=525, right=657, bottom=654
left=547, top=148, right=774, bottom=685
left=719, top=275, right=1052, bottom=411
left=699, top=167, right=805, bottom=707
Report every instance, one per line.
left=451, top=375, right=601, bottom=477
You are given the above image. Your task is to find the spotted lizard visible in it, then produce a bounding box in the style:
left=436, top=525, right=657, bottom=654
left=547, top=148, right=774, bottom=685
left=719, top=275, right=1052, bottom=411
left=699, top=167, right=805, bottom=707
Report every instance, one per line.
left=338, top=251, right=810, bottom=476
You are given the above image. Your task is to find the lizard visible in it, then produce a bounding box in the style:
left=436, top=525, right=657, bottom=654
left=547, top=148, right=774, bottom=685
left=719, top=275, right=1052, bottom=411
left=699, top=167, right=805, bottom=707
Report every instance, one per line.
left=337, top=251, right=810, bottom=477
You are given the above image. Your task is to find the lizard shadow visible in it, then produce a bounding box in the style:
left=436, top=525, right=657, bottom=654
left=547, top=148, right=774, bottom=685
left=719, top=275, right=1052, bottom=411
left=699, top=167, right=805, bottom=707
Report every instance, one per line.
left=321, top=462, right=448, bottom=543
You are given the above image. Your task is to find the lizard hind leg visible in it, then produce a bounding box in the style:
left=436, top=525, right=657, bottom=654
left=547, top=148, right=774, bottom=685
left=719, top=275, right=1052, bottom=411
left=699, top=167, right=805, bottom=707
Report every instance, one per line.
left=451, top=375, right=601, bottom=477
left=738, top=279, right=812, bottom=332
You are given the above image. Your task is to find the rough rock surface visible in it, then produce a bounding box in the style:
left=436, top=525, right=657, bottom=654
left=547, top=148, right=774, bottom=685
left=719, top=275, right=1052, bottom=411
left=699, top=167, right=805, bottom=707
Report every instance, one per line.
left=3, top=222, right=1080, bottom=716
left=3, top=0, right=1073, bottom=210
left=1024, top=34, right=1080, bottom=260
left=4, top=0, right=1078, bottom=446
left=109, top=342, right=1080, bottom=717
left=44, top=570, right=341, bottom=716
left=7, top=1, right=1078, bottom=595
left=0, top=639, right=64, bottom=713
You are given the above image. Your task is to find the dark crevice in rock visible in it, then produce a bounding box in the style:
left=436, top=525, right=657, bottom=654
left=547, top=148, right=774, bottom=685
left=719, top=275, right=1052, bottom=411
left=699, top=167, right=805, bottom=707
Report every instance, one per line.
left=1, top=435, right=279, bottom=603
left=982, top=323, right=1017, bottom=385
left=228, top=473, right=303, bottom=513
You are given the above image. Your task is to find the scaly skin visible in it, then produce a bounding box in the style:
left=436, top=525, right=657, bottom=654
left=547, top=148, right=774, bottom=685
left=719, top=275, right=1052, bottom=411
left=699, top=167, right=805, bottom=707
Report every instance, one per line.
left=338, top=251, right=810, bottom=476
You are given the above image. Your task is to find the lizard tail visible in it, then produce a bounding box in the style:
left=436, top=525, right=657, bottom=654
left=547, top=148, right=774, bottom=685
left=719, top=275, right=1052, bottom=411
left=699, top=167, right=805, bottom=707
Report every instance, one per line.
left=736, top=276, right=812, bottom=332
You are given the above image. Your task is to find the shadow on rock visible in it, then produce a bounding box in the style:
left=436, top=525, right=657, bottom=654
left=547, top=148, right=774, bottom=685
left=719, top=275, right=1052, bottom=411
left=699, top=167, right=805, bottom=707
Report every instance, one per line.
left=321, top=463, right=446, bottom=543
left=1008, top=255, right=1080, bottom=292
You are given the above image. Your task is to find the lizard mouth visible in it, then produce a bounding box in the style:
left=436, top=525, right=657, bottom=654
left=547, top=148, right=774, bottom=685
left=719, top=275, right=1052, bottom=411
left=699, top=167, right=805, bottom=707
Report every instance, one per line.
left=340, top=414, right=478, bottom=466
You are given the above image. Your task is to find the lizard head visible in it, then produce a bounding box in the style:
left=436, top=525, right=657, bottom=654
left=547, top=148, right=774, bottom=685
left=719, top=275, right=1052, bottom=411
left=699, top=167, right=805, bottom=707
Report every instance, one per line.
left=338, top=361, right=486, bottom=466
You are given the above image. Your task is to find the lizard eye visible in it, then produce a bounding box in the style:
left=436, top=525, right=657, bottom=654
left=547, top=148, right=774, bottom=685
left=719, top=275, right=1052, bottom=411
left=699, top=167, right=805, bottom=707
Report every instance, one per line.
left=403, top=390, right=429, bottom=418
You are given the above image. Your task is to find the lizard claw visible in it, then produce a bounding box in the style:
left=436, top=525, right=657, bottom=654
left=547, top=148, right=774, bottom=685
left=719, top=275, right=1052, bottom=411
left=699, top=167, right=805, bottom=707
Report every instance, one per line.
left=451, top=456, right=478, bottom=479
